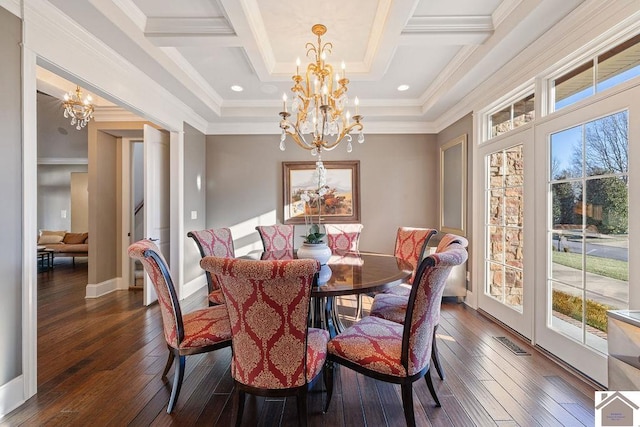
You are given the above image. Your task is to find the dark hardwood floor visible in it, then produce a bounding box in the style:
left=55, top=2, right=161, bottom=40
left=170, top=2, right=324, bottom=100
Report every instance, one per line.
left=2, top=258, right=600, bottom=426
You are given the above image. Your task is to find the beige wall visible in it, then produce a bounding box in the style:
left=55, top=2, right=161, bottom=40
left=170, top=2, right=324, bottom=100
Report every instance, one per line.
left=206, top=134, right=439, bottom=254
left=70, top=172, right=89, bottom=232
left=437, top=113, right=474, bottom=289
left=88, top=128, right=118, bottom=284
left=0, top=5, right=22, bottom=387
left=183, top=123, right=207, bottom=284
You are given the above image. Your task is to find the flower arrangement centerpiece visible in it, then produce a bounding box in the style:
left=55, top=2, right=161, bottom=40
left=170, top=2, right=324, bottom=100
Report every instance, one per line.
left=297, top=159, right=332, bottom=265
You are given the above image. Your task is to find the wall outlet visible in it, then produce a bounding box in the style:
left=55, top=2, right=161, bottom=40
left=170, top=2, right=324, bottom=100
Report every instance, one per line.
left=61, top=210, right=67, bottom=219
left=191, top=210, right=197, bottom=220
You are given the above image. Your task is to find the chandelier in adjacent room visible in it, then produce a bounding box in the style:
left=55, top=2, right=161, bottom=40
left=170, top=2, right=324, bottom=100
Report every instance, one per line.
left=278, top=24, right=364, bottom=155
left=63, top=86, right=94, bottom=130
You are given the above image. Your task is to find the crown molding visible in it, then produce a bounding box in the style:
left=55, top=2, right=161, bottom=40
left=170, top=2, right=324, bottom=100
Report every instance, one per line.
left=24, top=0, right=209, bottom=133
left=0, top=0, right=21, bottom=17
left=111, top=0, right=146, bottom=31
left=206, top=119, right=436, bottom=135
left=145, top=17, right=234, bottom=36
left=433, top=0, right=640, bottom=134
left=93, top=106, right=145, bottom=122
left=492, top=0, right=524, bottom=28
left=403, top=16, right=493, bottom=34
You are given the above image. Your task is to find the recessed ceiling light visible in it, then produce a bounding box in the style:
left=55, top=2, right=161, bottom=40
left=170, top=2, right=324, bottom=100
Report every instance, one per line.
left=397, top=84, right=410, bottom=92
left=230, top=85, right=243, bottom=92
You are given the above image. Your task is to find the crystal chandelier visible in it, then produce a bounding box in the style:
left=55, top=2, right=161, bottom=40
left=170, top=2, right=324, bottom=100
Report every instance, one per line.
left=63, top=86, right=94, bottom=130
left=278, top=24, right=364, bottom=155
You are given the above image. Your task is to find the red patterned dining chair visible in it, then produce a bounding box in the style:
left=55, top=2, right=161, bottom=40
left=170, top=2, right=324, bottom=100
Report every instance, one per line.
left=200, top=256, right=331, bottom=427
left=369, top=233, right=469, bottom=380
left=391, top=227, right=437, bottom=287
left=325, top=223, right=363, bottom=251
left=127, top=240, right=231, bottom=414
left=187, top=228, right=235, bottom=306
left=255, top=224, right=295, bottom=251
left=325, top=242, right=468, bottom=426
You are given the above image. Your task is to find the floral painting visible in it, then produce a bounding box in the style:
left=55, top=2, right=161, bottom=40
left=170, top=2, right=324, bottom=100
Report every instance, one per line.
left=283, top=160, right=360, bottom=224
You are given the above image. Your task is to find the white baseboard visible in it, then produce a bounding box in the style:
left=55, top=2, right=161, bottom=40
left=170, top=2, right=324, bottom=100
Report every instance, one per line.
left=0, top=375, right=25, bottom=418
left=181, top=274, right=207, bottom=300
left=85, top=278, right=119, bottom=298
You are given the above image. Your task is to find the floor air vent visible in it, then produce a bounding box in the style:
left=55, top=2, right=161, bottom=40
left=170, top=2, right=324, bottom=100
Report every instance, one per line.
left=494, top=336, right=530, bottom=355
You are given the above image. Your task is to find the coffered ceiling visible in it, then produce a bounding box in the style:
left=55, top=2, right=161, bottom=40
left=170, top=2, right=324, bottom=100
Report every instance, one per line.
left=42, top=0, right=585, bottom=133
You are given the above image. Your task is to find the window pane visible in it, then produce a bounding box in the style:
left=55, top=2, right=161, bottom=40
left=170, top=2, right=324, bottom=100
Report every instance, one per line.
left=554, top=61, right=594, bottom=110
left=552, top=182, right=583, bottom=229
left=488, top=226, right=504, bottom=262
left=489, top=189, right=504, bottom=225
left=505, top=145, right=523, bottom=186
left=584, top=111, right=628, bottom=177
left=504, top=266, right=523, bottom=310
left=505, top=227, right=522, bottom=269
left=490, top=106, right=511, bottom=138
left=551, top=126, right=582, bottom=179
left=597, top=34, right=640, bottom=93
left=488, top=151, right=505, bottom=188
left=505, top=187, right=523, bottom=226
left=487, top=261, right=505, bottom=303
left=513, top=94, right=535, bottom=128
left=585, top=177, right=628, bottom=234
left=550, top=281, right=584, bottom=339
left=551, top=232, right=583, bottom=286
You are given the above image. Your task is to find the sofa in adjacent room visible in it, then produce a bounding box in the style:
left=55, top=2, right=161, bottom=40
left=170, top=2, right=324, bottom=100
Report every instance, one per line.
left=38, top=230, right=88, bottom=266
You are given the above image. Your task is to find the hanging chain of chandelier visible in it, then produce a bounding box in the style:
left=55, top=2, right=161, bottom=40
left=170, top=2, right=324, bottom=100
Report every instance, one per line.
left=63, top=86, right=94, bottom=130
left=278, top=24, right=364, bottom=155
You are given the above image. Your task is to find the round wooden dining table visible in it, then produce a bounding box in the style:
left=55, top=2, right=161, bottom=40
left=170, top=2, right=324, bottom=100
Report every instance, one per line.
left=242, top=249, right=413, bottom=336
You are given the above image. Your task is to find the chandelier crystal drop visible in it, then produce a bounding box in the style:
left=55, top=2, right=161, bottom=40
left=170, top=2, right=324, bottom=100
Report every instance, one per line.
left=63, top=86, right=94, bottom=130
left=278, top=24, right=364, bottom=154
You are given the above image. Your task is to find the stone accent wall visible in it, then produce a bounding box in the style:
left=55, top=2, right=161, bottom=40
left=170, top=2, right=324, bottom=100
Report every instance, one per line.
left=487, top=145, right=524, bottom=307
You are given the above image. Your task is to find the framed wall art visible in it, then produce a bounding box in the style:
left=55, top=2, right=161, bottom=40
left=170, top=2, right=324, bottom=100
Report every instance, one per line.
left=283, top=160, right=360, bottom=225
left=439, top=134, right=467, bottom=236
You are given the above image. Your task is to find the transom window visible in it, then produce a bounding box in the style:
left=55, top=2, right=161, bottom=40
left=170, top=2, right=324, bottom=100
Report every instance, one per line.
left=552, top=33, right=640, bottom=111
left=488, top=94, right=535, bottom=139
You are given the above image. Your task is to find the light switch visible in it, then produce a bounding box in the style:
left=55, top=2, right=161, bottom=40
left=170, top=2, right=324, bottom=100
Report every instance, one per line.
left=191, top=210, right=197, bottom=220
left=61, top=210, right=67, bottom=219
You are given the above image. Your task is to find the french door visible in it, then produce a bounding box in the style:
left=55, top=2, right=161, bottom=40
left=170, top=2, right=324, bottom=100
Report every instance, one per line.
left=534, top=86, right=638, bottom=386
left=477, top=127, right=534, bottom=339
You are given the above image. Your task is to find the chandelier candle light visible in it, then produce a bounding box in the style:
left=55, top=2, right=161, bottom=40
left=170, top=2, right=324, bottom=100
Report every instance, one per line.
left=278, top=24, right=364, bottom=155
left=63, top=85, right=94, bottom=130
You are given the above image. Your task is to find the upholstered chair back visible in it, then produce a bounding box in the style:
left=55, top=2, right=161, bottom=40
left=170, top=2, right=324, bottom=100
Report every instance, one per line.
left=128, top=239, right=182, bottom=348
left=403, top=243, right=468, bottom=376
left=435, top=233, right=469, bottom=253
left=188, top=228, right=235, bottom=258
left=201, top=257, right=320, bottom=389
left=255, top=224, right=295, bottom=251
left=187, top=228, right=235, bottom=302
left=325, top=223, right=363, bottom=251
left=393, top=227, right=437, bottom=281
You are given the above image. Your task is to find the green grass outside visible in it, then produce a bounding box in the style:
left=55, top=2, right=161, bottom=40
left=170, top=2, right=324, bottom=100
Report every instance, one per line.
left=551, top=250, right=627, bottom=332
left=552, top=250, right=628, bottom=282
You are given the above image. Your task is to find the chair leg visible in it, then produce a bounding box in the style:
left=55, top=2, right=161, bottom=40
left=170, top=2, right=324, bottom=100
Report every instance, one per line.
left=167, top=355, right=185, bottom=413
left=431, top=324, right=445, bottom=380
left=400, top=383, right=416, bottom=427
left=162, top=351, right=175, bottom=378
left=323, top=361, right=334, bottom=413
left=424, top=368, right=441, bottom=407
left=355, top=294, right=363, bottom=320
left=234, top=388, right=245, bottom=427
left=297, top=390, right=308, bottom=427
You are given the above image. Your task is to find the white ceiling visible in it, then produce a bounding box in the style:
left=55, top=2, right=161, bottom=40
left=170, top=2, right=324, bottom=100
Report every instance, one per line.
left=41, top=0, right=585, bottom=132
